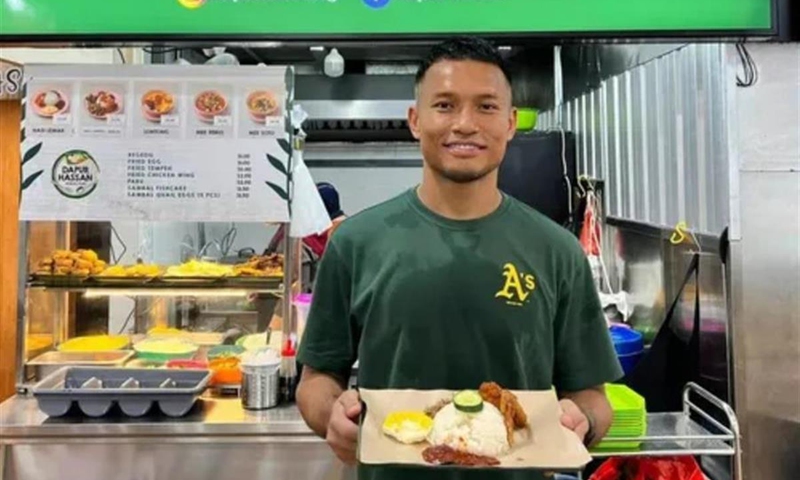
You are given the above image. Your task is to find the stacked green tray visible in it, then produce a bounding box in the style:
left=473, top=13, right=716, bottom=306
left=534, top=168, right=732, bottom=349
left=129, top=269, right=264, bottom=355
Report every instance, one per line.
left=592, top=384, right=647, bottom=451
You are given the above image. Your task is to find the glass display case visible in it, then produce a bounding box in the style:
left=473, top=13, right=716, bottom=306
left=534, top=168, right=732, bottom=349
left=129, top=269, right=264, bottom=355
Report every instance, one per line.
left=15, top=219, right=296, bottom=391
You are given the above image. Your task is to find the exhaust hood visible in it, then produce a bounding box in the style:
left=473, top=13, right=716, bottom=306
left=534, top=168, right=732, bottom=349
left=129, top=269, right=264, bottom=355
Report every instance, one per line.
left=295, top=74, right=415, bottom=142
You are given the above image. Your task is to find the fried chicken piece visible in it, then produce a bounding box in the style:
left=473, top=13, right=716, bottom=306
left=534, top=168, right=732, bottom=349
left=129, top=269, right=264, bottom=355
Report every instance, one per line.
left=479, top=382, right=529, bottom=447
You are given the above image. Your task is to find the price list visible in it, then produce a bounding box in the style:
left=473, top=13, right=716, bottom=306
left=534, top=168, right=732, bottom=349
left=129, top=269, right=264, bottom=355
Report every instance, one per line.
left=237, top=154, right=253, bottom=199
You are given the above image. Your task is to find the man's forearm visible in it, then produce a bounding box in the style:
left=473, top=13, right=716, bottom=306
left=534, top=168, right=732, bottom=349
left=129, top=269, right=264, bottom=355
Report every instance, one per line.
left=296, top=368, right=346, bottom=438
left=562, top=386, right=613, bottom=446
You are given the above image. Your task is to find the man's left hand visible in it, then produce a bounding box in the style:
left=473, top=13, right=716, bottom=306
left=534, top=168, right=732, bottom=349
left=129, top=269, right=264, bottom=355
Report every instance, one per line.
left=559, top=398, right=590, bottom=442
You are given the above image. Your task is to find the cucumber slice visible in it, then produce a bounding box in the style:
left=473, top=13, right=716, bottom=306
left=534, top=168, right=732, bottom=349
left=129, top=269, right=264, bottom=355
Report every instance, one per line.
left=454, top=390, right=483, bottom=413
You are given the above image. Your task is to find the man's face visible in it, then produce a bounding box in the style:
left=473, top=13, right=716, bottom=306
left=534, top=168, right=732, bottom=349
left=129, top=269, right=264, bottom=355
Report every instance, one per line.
left=409, top=59, right=517, bottom=184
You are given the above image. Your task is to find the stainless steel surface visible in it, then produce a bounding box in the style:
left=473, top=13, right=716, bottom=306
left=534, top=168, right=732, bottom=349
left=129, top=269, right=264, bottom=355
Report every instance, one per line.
left=539, top=44, right=730, bottom=234
left=300, top=100, right=411, bottom=121
left=26, top=351, right=134, bottom=380
left=0, top=395, right=314, bottom=439
left=3, top=442, right=354, bottom=480
left=730, top=172, right=800, bottom=480
left=604, top=218, right=730, bottom=407
left=591, top=414, right=733, bottom=457
left=727, top=44, right=800, bottom=480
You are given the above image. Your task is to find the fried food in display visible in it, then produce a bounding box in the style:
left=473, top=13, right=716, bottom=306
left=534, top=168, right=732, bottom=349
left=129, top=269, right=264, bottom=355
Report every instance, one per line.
left=34, top=249, right=106, bottom=277
left=232, top=254, right=283, bottom=277
left=99, top=263, right=162, bottom=278
left=165, top=259, right=234, bottom=277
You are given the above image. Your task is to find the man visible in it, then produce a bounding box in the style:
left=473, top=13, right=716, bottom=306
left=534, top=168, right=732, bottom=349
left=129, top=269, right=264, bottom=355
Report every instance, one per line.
left=297, top=37, right=622, bottom=480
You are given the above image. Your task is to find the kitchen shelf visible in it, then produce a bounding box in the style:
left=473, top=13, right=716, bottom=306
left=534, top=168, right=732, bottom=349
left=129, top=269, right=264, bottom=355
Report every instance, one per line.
left=591, top=412, right=734, bottom=457
left=590, top=382, right=741, bottom=476
left=27, top=275, right=284, bottom=293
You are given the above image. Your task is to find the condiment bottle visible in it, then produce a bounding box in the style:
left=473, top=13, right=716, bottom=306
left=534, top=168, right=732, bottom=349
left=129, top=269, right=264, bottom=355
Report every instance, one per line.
left=280, top=337, right=297, bottom=403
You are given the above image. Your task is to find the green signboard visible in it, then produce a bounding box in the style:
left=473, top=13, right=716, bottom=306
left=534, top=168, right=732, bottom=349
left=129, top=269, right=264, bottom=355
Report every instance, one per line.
left=0, top=0, right=774, bottom=39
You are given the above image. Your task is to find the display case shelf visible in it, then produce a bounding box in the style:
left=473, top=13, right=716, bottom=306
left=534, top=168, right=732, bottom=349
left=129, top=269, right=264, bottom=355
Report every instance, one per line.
left=27, top=275, right=284, bottom=293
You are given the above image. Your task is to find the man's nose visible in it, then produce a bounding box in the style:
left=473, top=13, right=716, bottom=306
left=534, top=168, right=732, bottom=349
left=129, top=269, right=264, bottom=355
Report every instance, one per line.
left=452, top=108, right=479, bottom=135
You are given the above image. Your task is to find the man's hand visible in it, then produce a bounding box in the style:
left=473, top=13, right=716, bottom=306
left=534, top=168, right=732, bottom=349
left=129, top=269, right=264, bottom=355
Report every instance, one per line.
left=326, top=390, right=362, bottom=465
left=559, top=398, right=590, bottom=443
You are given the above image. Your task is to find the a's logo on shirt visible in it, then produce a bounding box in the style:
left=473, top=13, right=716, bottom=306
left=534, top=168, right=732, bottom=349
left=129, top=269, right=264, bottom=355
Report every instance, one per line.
left=495, top=263, right=536, bottom=307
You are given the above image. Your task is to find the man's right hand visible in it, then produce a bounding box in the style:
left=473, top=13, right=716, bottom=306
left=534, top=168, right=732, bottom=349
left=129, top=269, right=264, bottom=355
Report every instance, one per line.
left=326, top=389, right=362, bottom=465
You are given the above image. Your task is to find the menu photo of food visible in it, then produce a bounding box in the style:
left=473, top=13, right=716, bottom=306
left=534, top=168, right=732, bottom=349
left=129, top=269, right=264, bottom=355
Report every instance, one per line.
left=27, top=83, right=74, bottom=133
left=31, top=88, right=70, bottom=118
left=245, top=89, right=281, bottom=125
left=194, top=90, right=229, bottom=123
left=78, top=83, right=127, bottom=134
left=359, top=382, right=591, bottom=470
left=85, top=89, right=123, bottom=120
left=141, top=89, right=176, bottom=123
left=187, top=83, right=233, bottom=138
left=133, top=82, right=182, bottom=139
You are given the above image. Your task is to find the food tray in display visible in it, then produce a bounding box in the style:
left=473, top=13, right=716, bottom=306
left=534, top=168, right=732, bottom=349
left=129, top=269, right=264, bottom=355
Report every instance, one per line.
left=156, top=276, right=225, bottom=284
left=58, top=335, right=131, bottom=352
left=145, top=331, right=225, bottom=347
left=359, top=388, right=591, bottom=470
left=133, top=339, right=199, bottom=363
left=27, top=350, right=134, bottom=379
left=28, top=275, right=282, bottom=291
left=29, top=274, right=89, bottom=286
left=32, top=366, right=211, bottom=418
left=91, top=276, right=156, bottom=286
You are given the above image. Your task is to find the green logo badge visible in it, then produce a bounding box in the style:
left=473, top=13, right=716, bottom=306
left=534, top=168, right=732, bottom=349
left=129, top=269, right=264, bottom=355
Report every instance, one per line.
left=51, top=150, right=100, bottom=199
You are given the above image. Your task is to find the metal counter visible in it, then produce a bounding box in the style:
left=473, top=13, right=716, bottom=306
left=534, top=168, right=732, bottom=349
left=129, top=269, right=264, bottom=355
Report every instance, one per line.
left=0, top=395, right=355, bottom=480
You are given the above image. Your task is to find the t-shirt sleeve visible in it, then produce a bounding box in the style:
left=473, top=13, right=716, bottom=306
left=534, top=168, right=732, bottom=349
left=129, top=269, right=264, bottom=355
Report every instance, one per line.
left=553, top=251, right=623, bottom=392
left=297, top=241, right=358, bottom=381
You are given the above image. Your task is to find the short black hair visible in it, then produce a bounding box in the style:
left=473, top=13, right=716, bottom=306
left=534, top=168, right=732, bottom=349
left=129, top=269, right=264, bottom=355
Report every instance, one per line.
left=415, top=37, right=512, bottom=87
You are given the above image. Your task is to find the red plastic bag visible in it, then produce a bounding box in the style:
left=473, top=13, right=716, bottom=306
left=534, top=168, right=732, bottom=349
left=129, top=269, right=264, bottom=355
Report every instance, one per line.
left=579, top=194, right=601, bottom=256
left=589, top=457, right=704, bottom=480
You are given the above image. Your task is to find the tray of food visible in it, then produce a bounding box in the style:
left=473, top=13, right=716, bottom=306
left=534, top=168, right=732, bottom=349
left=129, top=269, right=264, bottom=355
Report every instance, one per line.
left=58, top=335, right=131, bottom=352
left=160, top=260, right=233, bottom=282
left=31, top=249, right=107, bottom=279
left=92, top=263, right=162, bottom=284
left=359, top=382, right=591, bottom=470
left=27, top=350, right=134, bottom=379
left=33, top=366, right=211, bottom=418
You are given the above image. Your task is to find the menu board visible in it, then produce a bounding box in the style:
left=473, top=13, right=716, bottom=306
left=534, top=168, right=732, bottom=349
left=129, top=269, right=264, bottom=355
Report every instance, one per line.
left=19, top=64, right=291, bottom=223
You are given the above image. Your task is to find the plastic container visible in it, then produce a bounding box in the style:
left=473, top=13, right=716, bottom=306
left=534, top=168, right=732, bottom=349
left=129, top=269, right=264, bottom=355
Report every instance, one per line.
left=516, top=108, right=538, bottom=131
left=207, top=345, right=245, bottom=360
left=292, top=293, right=312, bottom=342
left=133, top=338, right=199, bottom=363
left=240, top=349, right=281, bottom=410
left=166, top=359, right=208, bottom=370
left=592, top=384, right=647, bottom=451
left=209, top=356, right=242, bottom=386
left=33, top=366, right=210, bottom=418
left=58, top=335, right=130, bottom=352
left=609, top=324, right=644, bottom=375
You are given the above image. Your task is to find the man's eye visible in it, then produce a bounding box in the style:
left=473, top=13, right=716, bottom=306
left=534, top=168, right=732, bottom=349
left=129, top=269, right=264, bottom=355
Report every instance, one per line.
left=433, top=102, right=453, bottom=110
left=480, top=103, right=499, bottom=111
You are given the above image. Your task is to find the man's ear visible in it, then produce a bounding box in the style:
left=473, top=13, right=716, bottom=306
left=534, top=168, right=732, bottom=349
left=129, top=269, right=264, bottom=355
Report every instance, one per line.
left=507, top=107, right=518, bottom=141
left=408, top=105, right=421, bottom=140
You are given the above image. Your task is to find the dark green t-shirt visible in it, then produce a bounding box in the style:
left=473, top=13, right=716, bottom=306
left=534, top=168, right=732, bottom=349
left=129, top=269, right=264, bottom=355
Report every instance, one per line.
left=298, top=189, right=622, bottom=480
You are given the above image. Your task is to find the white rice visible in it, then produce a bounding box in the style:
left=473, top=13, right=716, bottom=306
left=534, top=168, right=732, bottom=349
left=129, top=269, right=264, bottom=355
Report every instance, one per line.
left=427, top=402, right=510, bottom=457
